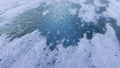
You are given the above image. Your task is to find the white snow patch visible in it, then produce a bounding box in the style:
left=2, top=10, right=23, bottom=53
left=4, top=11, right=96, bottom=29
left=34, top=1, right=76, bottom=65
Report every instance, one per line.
left=42, top=10, right=50, bottom=16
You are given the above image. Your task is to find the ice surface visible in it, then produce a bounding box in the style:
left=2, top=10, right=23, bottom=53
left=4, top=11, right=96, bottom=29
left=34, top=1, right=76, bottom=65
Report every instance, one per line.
left=0, top=0, right=120, bottom=68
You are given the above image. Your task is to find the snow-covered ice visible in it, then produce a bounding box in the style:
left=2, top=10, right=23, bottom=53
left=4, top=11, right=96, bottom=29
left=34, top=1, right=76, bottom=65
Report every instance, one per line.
left=0, top=0, right=120, bottom=68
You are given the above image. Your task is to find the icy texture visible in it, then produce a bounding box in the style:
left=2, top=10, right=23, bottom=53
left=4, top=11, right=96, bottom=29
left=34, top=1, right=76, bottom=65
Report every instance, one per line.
left=0, top=0, right=120, bottom=68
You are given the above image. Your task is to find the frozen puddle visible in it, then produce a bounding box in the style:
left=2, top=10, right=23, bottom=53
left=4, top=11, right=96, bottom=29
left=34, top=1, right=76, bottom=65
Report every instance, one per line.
left=0, top=0, right=120, bottom=68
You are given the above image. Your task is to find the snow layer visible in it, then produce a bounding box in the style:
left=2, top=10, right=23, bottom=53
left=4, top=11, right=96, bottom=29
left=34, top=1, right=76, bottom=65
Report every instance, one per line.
left=0, top=0, right=120, bottom=68
left=0, top=25, right=120, bottom=68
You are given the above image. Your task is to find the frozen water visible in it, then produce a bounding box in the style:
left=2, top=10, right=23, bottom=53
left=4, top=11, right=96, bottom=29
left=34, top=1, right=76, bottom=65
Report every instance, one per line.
left=0, top=0, right=120, bottom=68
